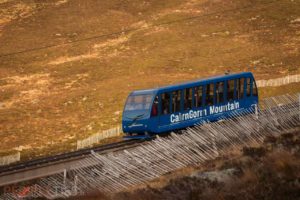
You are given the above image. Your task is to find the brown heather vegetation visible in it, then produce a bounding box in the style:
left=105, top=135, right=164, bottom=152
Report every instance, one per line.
left=77, top=131, right=300, bottom=200
left=0, top=0, right=299, bottom=159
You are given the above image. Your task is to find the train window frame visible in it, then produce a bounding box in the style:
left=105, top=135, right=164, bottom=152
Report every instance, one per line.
left=227, top=79, right=235, bottom=102
left=205, top=83, right=214, bottom=106
left=194, top=86, right=203, bottom=108
left=172, top=90, right=181, bottom=113
left=253, top=79, right=258, bottom=96
left=236, top=78, right=245, bottom=100
left=216, top=81, right=224, bottom=104
left=158, top=94, right=162, bottom=115
left=246, top=78, right=251, bottom=97
left=184, top=88, right=193, bottom=111
left=124, top=94, right=152, bottom=111
left=161, top=92, right=170, bottom=115
left=151, top=95, right=159, bottom=117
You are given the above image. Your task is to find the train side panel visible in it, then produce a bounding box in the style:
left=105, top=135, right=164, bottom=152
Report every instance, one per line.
left=122, top=72, right=259, bottom=137
left=149, top=72, right=258, bottom=134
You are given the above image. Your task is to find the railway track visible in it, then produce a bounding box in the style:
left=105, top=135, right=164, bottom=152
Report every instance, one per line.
left=0, top=138, right=149, bottom=187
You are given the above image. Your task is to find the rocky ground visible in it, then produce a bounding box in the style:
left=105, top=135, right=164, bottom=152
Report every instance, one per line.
left=77, top=130, right=300, bottom=200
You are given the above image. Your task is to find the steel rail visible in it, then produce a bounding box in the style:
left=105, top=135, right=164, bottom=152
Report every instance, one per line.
left=0, top=139, right=146, bottom=176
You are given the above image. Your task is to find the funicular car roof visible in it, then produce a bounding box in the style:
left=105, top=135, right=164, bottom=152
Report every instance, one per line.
left=130, top=72, right=253, bottom=95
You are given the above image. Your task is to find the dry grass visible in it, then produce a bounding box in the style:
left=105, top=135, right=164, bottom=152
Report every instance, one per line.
left=0, top=0, right=299, bottom=158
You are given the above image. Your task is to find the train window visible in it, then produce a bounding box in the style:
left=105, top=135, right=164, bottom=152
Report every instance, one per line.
left=205, top=83, right=214, bottom=106
left=151, top=96, right=159, bottom=117
left=172, top=90, right=181, bottom=113
left=161, top=93, right=170, bottom=115
left=246, top=78, right=251, bottom=97
left=194, top=86, right=203, bottom=108
left=125, top=94, right=153, bottom=111
left=144, top=95, right=152, bottom=109
left=216, top=82, right=224, bottom=104
left=184, top=88, right=193, bottom=110
left=253, top=80, right=258, bottom=96
left=227, top=80, right=234, bottom=101
left=237, top=78, right=245, bottom=99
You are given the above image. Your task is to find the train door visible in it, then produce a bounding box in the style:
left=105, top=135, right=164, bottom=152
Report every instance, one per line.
left=150, top=95, right=159, bottom=132
left=158, top=92, right=171, bottom=130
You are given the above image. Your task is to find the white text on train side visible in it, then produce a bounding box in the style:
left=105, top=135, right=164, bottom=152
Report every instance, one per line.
left=170, top=101, right=240, bottom=123
left=209, top=101, right=239, bottom=114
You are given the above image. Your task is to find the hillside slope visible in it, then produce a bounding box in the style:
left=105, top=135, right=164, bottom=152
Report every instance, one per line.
left=0, top=0, right=299, bottom=157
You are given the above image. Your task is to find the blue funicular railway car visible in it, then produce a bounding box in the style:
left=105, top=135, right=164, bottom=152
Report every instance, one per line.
left=122, top=72, right=258, bottom=139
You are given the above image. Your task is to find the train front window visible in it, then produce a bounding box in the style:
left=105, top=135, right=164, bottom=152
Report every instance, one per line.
left=125, top=94, right=153, bottom=111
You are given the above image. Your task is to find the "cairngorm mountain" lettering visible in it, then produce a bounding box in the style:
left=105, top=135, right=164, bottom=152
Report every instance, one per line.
left=209, top=101, right=239, bottom=114
left=170, top=101, right=240, bottom=123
